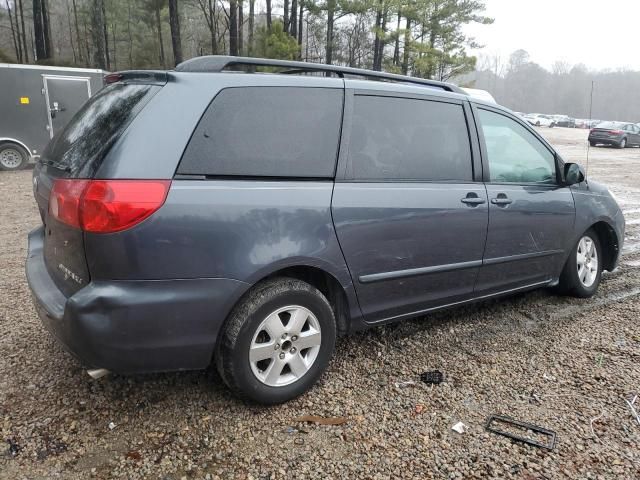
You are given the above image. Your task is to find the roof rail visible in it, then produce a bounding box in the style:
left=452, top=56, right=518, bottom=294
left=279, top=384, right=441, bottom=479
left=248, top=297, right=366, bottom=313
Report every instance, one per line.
left=175, top=56, right=466, bottom=95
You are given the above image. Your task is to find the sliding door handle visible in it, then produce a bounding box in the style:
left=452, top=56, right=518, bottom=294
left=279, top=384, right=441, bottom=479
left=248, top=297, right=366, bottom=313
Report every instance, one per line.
left=461, top=195, right=486, bottom=206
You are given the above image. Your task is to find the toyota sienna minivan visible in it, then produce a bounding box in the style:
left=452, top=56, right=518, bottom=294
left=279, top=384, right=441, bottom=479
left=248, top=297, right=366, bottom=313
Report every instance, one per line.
left=26, top=56, right=625, bottom=404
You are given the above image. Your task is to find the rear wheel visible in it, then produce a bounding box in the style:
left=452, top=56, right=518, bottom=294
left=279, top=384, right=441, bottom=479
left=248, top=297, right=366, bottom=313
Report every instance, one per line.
left=618, top=138, right=627, bottom=149
left=589, top=141, right=597, bottom=147
left=557, top=230, right=602, bottom=298
left=216, top=277, right=336, bottom=404
left=0, top=143, right=29, bottom=171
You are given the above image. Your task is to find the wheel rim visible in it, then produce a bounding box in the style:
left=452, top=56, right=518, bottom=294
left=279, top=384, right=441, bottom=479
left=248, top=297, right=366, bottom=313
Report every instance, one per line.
left=249, top=305, right=322, bottom=387
left=577, top=236, right=598, bottom=288
left=621, top=139, right=626, bottom=148
left=0, top=148, right=23, bottom=169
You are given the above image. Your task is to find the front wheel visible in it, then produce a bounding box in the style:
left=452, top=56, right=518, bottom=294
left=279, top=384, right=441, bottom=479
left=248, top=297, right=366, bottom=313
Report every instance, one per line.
left=216, top=277, right=336, bottom=404
left=557, top=230, right=602, bottom=298
left=0, top=143, right=29, bottom=171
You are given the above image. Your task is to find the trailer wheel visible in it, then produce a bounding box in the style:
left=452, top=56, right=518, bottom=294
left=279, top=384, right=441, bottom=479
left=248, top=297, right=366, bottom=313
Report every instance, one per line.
left=0, top=143, right=29, bottom=171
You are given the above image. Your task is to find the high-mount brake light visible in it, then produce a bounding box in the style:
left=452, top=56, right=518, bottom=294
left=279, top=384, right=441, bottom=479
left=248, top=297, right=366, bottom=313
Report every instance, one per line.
left=49, top=179, right=171, bottom=233
left=104, top=73, right=124, bottom=84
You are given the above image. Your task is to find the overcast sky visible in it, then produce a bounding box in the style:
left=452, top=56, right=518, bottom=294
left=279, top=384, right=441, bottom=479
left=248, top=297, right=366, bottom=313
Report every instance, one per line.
left=465, top=0, right=640, bottom=72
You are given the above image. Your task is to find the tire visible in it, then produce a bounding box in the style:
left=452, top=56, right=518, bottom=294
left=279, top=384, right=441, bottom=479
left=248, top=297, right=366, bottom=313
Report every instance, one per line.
left=0, top=143, right=29, bottom=171
left=549, top=122, right=555, bottom=128
left=618, top=138, right=627, bottom=149
left=589, top=141, right=597, bottom=147
left=557, top=229, right=602, bottom=298
left=536, top=121, right=541, bottom=127
left=215, top=277, right=336, bottom=404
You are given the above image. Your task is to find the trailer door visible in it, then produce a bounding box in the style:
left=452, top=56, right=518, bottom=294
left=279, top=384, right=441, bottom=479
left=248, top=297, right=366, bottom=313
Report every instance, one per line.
left=42, top=75, right=92, bottom=139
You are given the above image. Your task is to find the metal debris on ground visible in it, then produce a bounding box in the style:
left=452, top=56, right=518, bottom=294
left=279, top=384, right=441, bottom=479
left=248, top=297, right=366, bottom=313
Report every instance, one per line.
left=293, top=415, right=348, bottom=426
left=420, top=370, right=444, bottom=385
left=394, top=380, right=416, bottom=389
left=451, top=422, right=468, bottom=434
left=485, top=414, right=557, bottom=450
left=625, top=394, right=640, bottom=426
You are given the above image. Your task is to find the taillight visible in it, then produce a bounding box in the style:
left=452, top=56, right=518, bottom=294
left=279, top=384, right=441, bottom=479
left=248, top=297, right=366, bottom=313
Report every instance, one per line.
left=609, top=130, right=623, bottom=135
left=49, top=179, right=171, bottom=233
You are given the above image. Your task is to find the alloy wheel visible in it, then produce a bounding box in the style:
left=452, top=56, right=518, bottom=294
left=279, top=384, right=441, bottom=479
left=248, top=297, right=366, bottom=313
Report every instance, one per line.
left=249, top=305, right=322, bottom=387
left=576, top=236, right=598, bottom=288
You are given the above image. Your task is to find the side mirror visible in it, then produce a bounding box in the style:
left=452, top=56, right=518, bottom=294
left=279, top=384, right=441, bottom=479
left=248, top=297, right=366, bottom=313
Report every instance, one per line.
left=564, top=162, right=585, bottom=185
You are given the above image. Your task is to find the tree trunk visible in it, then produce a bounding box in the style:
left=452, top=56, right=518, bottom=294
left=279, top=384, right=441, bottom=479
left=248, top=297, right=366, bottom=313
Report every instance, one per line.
left=266, top=0, right=272, bottom=32
left=33, top=0, right=46, bottom=60
left=238, top=0, right=243, bottom=54
left=229, top=0, right=238, bottom=56
left=401, top=17, right=411, bottom=75
left=72, top=0, right=82, bottom=64
left=283, top=0, right=289, bottom=33
left=42, top=0, right=52, bottom=58
left=7, top=1, right=21, bottom=62
left=325, top=0, right=335, bottom=65
left=90, top=0, right=106, bottom=69
left=18, top=0, right=29, bottom=62
left=208, top=0, right=217, bottom=54
left=393, top=9, right=400, bottom=66
left=290, top=0, right=297, bottom=39
left=102, top=0, right=110, bottom=69
left=297, top=3, right=303, bottom=45
left=168, top=0, right=183, bottom=65
left=66, top=0, right=76, bottom=63
left=155, top=2, right=165, bottom=67
left=248, top=0, right=254, bottom=56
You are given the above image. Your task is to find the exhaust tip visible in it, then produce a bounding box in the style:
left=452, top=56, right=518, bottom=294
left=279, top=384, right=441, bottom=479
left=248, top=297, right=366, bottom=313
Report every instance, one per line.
left=87, top=368, right=110, bottom=379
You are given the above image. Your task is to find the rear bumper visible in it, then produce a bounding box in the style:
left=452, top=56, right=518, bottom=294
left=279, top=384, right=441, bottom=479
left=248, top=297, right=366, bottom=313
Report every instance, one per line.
left=589, top=135, right=623, bottom=145
left=26, top=226, right=249, bottom=374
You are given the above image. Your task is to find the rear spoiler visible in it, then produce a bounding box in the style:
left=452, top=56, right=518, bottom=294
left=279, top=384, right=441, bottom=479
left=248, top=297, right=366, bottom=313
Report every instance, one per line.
left=104, top=70, right=168, bottom=86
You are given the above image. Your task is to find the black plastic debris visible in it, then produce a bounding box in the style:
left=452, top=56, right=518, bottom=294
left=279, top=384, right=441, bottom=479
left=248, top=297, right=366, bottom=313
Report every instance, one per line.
left=6, top=438, right=20, bottom=457
left=485, top=414, right=557, bottom=450
left=420, top=370, right=444, bottom=385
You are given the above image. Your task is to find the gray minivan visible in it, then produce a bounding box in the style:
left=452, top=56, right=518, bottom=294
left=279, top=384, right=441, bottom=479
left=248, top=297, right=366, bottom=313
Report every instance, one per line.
left=26, top=56, right=625, bottom=404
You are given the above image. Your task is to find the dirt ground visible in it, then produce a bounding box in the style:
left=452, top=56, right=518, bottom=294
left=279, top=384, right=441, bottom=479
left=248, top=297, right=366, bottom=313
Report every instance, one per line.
left=1, top=127, right=639, bottom=479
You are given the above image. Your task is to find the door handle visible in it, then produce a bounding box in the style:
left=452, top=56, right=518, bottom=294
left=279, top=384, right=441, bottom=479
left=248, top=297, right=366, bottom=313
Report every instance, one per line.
left=491, top=196, right=513, bottom=206
left=461, top=194, right=486, bottom=206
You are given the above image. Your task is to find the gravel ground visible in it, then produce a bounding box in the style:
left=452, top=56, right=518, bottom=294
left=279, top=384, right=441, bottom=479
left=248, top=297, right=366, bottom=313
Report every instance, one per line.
left=1, top=127, right=639, bottom=479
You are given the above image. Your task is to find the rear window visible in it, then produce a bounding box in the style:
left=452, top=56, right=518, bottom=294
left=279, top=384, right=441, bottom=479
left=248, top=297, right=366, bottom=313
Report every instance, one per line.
left=597, top=121, right=623, bottom=129
left=42, top=83, right=160, bottom=178
left=177, top=87, right=344, bottom=178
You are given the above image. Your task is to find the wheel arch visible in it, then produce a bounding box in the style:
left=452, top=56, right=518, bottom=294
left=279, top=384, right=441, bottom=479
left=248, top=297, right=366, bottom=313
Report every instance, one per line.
left=254, top=265, right=355, bottom=336
left=589, top=221, right=620, bottom=272
left=0, top=138, right=33, bottom=158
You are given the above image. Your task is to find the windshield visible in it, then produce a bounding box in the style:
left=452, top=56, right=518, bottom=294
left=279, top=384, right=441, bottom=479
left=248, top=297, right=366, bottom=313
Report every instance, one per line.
left=41, top=83, right=160, bottom=178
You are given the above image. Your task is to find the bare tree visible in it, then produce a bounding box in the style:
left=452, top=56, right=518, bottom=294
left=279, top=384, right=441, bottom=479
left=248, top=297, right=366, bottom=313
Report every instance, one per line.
left=18, top=0, right=28, bottom=62
left=6, top=0, right=22, bottom=62
left=90, top=0, right=106, bottom=68
left=168, top=0, right=183, bottom=65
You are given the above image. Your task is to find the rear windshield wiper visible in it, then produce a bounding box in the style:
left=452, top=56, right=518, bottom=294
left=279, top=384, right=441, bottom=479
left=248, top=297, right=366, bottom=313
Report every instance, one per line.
left=40, top=159, right=72, bottom=173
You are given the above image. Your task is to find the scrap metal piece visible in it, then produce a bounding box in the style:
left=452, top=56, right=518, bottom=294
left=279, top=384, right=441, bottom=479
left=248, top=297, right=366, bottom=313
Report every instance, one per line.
left=485, top=414, right=557, bottom=450
left=420, top=370, right=443, bottom=385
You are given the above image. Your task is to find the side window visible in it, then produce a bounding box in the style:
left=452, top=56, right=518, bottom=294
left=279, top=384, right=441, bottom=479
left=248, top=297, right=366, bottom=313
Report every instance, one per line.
left=178, top=87, right=343, bottom=177
left=478, top=109, right=556, bottom=184
left=348, top=95, right=473, bottom=181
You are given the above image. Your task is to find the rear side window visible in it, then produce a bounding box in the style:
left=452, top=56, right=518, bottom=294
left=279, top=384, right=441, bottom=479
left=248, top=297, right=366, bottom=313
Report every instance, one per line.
left=178, top=87, right=344, bottom=178
left=348, top=95, right=472, bottom=181
left=43, top=83, right=160, bottom=178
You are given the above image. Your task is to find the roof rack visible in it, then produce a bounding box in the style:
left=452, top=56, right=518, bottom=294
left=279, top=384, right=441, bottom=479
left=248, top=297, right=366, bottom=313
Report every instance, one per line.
left=175, top=56, right=466, bottom=95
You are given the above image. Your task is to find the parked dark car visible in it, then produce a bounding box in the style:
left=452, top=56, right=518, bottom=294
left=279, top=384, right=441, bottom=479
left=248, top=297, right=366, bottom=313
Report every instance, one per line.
left=589, top=121, right=640, bottom=148
left=26, top=56, right=625, bottom=404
